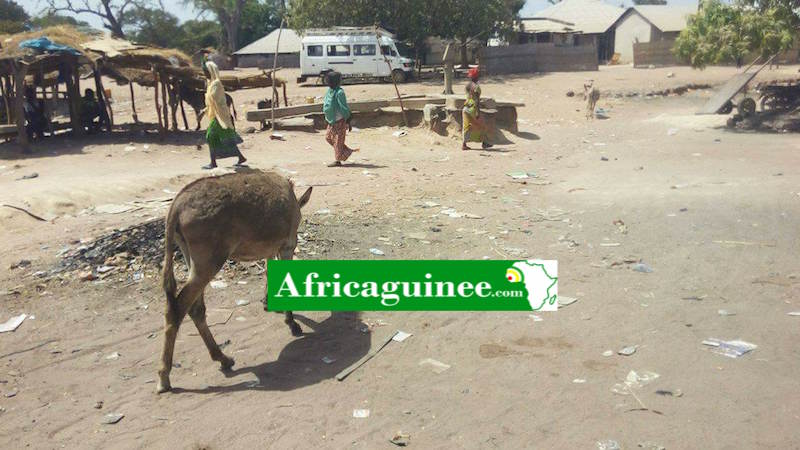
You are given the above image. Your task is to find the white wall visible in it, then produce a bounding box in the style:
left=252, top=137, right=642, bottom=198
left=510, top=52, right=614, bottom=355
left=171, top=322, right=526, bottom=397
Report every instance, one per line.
left=614, top=12, right=653, bottom=63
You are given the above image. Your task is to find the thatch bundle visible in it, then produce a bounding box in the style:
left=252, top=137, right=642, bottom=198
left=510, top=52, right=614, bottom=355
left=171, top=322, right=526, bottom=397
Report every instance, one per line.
left=0, top=25, right=96, bottom=60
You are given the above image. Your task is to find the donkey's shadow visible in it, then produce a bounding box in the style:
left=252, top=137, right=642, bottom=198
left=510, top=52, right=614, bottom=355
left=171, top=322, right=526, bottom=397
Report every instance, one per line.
left=171, top=312, right=370, bottom=394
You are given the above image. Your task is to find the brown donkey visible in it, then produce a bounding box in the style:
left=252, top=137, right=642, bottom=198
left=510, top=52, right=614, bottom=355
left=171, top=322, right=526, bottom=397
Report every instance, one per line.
left=157, top=171, right=312, bottom=393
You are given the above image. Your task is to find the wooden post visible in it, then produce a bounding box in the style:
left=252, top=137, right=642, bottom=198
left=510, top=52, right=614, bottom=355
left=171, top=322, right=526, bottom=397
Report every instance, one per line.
left=152, top=67, right=164, bottom=133
left=0, top=76, right=10, bottom=124
left=65, top=61, right=84, bottom=137
left=93, top=69, right=111, bottom=132
left=270, top=18, right=286, bottom=131
left=161, top=74, right=169, bottom=131
left=177, top=81, right=189, bottom=130
left=14, top=63, right=29, bottom=151
left=129, top=82, right=138, bottom=123
left=378, top=32, right=408, bottom=127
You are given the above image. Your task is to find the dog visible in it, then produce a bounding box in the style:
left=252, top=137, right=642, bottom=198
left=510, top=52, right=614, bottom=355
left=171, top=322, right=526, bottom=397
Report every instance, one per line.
left=584, top=81, right=600, bottom=120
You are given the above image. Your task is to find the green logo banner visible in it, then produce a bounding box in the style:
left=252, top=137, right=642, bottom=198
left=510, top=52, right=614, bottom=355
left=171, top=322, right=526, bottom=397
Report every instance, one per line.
left=267, top=260, right=558, bottom=311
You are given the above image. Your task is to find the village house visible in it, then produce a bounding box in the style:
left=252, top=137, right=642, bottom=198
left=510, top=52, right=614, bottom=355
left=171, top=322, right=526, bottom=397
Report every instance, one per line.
left=234, top=28, right=303, bottom=69
left=612, top=5, right=696, bottom=65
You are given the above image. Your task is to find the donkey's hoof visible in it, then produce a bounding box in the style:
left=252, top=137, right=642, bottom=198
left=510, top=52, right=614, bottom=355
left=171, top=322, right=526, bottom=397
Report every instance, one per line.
left=156, top=381, right=171, bottom=394
left=288, top=321, right=303, bottom=337
left=219, top=356, right=235, bottom=371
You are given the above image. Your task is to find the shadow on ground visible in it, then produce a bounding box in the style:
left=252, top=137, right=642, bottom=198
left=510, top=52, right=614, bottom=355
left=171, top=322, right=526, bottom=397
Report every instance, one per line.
left=170, top=311, right=371, bottom=393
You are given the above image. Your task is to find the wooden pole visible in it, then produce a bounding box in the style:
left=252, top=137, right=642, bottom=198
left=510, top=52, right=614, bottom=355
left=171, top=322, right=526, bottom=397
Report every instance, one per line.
left=0, top=76, right=10, bottom=124
left=14, top=63, right=29, bottom=151
left=93, top=69, right=111, bottom=132
left=379, top=32, right=408, bottom=127
left=161, top=74, right=169, bottom=131
left=152, top=66, right=164, bottom=133
left=66, top=61, right=84, bottom=137
left=270, top=17, right=285, bottom=131
left=177, top=81, right=189, bottom=130
left=129, top=82, right=138, bottom=123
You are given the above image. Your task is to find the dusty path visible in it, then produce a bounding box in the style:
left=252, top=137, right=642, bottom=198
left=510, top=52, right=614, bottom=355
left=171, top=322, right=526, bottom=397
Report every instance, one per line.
left=1, top=65, right=799, bottom=449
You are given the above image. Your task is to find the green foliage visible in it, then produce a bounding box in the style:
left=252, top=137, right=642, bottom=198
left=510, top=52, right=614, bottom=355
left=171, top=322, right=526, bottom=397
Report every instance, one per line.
left=125, top=7, right=184, bottom=48
left=238, top=0, right=281, bottom=48
left=29, top=12, right=92, bottom=29
left=288, top=0, right=523, bottom=61
left=177, top=19, right=221, bottom=54
left=0, top=0, right=29, bottom=34
left=675, top=0, right=797, bottom=68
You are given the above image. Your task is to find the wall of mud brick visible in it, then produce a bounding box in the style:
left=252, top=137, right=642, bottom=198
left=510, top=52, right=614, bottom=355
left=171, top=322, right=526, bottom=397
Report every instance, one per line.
left=481, top=43, right=598, bottom=74
left=633, top=40, right=685, bottom=68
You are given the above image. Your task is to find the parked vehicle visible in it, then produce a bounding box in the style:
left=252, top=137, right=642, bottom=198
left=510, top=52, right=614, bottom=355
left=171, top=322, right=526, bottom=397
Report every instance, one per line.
left=298, top=27, right=415, bottom=83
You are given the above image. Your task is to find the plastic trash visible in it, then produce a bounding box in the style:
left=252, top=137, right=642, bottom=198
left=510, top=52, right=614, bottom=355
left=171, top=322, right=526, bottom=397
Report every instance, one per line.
left=632, top=263, right=653, bottom=273
left=702, top=338, right=757, bottom=358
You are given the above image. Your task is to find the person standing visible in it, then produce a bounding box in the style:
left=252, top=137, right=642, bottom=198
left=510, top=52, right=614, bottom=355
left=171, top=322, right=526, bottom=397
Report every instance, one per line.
left=322, top=71, right=358, bottom=167
left=462, top=67, right=492, bottom=151
left=202, top=61, right=246, bottom=170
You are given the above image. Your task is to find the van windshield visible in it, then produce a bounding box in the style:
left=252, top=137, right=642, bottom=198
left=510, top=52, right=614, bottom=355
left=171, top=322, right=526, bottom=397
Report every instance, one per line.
left=380, top=45, right=397, bottom=57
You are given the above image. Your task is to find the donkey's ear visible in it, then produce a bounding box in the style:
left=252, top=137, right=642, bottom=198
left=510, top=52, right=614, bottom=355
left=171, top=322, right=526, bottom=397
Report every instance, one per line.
left=298, top=187, right=312, bottom=208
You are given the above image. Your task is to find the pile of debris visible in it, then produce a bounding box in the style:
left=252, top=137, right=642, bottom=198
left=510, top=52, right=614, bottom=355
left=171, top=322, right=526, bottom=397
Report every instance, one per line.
left=727, top=108, right=800, bottom=132
left=59, top=218, right=168, bottom=273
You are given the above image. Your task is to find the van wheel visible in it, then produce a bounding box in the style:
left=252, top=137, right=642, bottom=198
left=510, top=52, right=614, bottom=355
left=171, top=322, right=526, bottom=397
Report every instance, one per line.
left=391, top=69, right=406, bottom=83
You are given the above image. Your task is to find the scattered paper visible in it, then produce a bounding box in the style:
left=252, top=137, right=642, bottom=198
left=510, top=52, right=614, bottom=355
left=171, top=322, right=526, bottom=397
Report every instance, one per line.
left=322, top=356, right=336, bottom=364
left=392, top=130, right=408, bottom=137
left=702, top=338, right=757, bottom=358
left=611, top=370, right=660, bottom=395
left=0, top=314, right=27, bottom=333
left=353, top=409, right=370, bottom=418
left=210, top=280, right=228, bottom=289
left=419, top=358, right=450, bottom=374
left=618, top=345, right=638, bottom=356
left=558, top=296, right=578, bottom=308
left=235, top=299, right=250, bottom=307
left=506, top=171, right=537, bottom=179
left=369, top=248, right=385, bottom=256
left=101, top=413, right=124, bottom=424
left=393, top=331, right=412, bottom=342
left=788, top=312, right=800, bottom=316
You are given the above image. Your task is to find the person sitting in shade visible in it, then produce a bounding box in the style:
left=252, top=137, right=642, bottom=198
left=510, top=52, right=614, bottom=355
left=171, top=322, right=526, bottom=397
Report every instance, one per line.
left=23, top=86, right=48, bottom=141
left=81, top=88, right=102, bottom=133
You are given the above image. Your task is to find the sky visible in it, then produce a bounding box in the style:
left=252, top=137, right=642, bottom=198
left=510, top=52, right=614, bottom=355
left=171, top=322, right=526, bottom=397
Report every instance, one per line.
left=17, top=0, right=700, bottom=30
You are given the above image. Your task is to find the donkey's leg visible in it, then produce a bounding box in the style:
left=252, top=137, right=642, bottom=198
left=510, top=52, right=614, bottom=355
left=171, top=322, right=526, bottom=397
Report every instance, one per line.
left=278, top=246, right=302, bottom=337
left=189, top=295, right=234, bottom=369
left=157, top=271, right=208, bottom=393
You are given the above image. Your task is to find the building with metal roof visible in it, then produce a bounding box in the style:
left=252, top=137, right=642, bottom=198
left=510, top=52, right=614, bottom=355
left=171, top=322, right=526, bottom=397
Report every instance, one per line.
left=531, top=0, right=626, bottom=62
left=613, top=5, right=697, bottom=64
left=234, top=29, right=303, bottom=68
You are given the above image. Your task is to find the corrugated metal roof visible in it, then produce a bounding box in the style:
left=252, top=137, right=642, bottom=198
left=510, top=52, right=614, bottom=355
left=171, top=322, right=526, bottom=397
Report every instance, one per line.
left=632, top=5, right=697, bottom=32
left=533, top=0, right=625, bottom=34
left=234, top=28, right=302, bottom=55
left=520, top=18, right=580, bottom=34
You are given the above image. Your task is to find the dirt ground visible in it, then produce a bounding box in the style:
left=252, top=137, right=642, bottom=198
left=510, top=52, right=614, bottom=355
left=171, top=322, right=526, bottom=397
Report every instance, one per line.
left=2, top=64, right=800, bottom=449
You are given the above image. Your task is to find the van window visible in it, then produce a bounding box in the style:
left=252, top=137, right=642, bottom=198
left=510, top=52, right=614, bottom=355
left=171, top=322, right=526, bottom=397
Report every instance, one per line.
left=380, top=45, right=397, bottom=57
left=307, top=45, right=323, bottom=57
left=353, top=44, right=376, bottom=56
left=327, top=45, right=350, bottom=56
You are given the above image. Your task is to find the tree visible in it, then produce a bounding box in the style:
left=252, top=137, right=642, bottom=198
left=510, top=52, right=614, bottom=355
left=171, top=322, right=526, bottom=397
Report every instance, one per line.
left=431, top=0, right=524, bottom=65
left=238, top=0, right=281, bottom=48
left=44, top=0, right=149, bottom=37
left=633, top=0, right=667, bottom=4
left=0, top=0, right=29, bottom=34
left=289, top=0, right=523, bottom=66
left=190, top=0, right=246, bottom=54
left=674, top=0, right=796, bottom=68
left=177, top=19, right=221, bottom=54
left=29, top=12, right=92, bottom=29
left=125, top=6, right=184, bottom=48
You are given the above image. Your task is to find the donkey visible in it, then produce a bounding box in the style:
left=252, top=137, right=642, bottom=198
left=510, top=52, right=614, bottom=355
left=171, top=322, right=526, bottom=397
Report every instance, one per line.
left=157, top=171, right=312, bottom=393
left=173, top=83, right=237, bottom=131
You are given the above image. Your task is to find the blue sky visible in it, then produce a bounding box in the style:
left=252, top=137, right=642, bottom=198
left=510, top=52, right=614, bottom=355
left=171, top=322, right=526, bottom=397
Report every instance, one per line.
left=18, top=0, right=699, bottom=29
